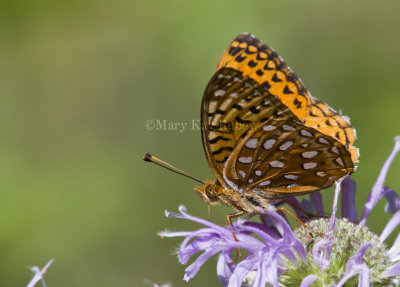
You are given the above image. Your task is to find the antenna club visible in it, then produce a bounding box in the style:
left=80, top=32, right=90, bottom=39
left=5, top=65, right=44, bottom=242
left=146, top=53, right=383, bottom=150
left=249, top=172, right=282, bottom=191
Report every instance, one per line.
left=143, top=152, right=152, bottom=162
left=142, top=153, right=205, bottom=184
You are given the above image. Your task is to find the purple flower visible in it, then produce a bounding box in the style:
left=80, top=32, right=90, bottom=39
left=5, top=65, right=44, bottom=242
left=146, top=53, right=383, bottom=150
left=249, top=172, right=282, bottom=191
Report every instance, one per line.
left=159, top=137, right=400, bottom=286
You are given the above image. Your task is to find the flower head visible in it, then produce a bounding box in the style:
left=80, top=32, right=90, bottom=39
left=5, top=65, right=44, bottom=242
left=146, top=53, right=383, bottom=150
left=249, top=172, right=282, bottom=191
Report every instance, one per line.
left=159, top=137, right=400, bottom=286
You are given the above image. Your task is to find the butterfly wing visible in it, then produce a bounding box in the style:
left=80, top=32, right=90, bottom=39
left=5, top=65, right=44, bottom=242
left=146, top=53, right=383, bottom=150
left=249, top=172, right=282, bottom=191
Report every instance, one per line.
left=224, top=113, right=354, bottom=198
left=215, top=33, right=358, bottom=163
left=215, top=33, right=311, bottom=122
left=305, top=98, right=359, bottom=163
left=201, top=67, right=294, bottom=189
left=201, top=67, right=355, bottom=197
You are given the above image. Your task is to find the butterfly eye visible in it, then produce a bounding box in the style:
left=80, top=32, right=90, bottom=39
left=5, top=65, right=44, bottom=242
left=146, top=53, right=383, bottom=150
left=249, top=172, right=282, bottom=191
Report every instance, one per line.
left=205, top=184, right=217, bottom=199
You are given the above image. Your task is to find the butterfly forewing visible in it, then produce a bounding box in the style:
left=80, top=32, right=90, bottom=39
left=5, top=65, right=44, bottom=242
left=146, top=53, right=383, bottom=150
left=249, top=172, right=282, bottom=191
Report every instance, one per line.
left=201, top=68, right=294, bottom=188
left=215, top=33, right=358, bottom=164
left=216, top=34, right=311, bottom=122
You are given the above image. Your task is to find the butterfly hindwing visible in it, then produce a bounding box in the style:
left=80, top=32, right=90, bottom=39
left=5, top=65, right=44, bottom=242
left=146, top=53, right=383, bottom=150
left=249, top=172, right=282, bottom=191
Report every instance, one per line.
left=201, top=67, right=355, bottom=198
left=224, top=117, right=354, bottom=198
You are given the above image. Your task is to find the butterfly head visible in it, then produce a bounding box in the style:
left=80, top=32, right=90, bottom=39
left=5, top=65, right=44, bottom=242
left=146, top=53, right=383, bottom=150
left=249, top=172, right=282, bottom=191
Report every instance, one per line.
left=194, top=179, right=224, bottom=205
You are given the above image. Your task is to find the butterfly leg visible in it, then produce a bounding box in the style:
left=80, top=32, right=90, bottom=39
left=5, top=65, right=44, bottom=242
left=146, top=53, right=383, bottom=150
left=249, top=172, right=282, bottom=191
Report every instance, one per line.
left=226, top=211, right=245, bottom=261
left=279, top=199, right=328, bottom=219
left=276, top=207, right=324, bottom=237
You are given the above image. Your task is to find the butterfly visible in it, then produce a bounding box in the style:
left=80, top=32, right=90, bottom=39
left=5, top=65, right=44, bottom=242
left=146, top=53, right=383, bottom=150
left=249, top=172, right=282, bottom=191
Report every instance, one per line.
left=193, top=33, right=358, bottom=217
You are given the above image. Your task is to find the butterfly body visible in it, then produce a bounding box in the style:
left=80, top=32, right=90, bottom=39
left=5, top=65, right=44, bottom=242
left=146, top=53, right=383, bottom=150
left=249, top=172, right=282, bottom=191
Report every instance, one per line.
left=195, top=180, right=272, bottom=213
left=195, top=33, right=358, bottom=212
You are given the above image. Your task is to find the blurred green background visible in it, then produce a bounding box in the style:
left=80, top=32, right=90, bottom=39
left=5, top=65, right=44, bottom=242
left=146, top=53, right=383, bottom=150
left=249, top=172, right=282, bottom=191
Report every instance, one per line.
left=0, top=0, right=400, bottom=286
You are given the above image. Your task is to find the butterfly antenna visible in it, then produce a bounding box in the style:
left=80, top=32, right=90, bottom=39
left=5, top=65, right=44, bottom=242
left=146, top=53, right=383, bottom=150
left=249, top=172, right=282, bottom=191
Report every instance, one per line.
left=142, top=153, right=205, bottom=185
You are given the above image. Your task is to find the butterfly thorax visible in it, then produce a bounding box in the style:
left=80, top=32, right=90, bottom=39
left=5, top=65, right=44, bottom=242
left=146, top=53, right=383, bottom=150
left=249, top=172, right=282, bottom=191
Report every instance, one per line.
left=194, top=179, right=271, bottom=213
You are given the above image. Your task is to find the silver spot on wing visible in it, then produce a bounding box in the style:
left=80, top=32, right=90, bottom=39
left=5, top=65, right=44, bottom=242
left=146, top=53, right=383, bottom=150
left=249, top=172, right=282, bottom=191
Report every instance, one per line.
left=263, top=125, right=276, bottom=131
left=336, top=158, right=345, bottom=167
left=300, top=130, right=314, bottom=138
left=318, top=137, right=331, bottom=145
left=214, top=89, right=226, bottom=97
left=279, top=140, right=294, bottom=151
left=302, top=162, right=317, bottom=170
left=238, top=157, right=252, bottom=164
left=259, top=180, right=271, bottom=186
left=301, top=151, right=318, bottom=159
left=263, top=139, right=276, bottom=150
left=284, top=174, right=299, bottom=180
left=270, top=160, right=284, bottom=168
left=282, top=124, right=296, bottom=131
left=245, top=138, right=258, bottom=149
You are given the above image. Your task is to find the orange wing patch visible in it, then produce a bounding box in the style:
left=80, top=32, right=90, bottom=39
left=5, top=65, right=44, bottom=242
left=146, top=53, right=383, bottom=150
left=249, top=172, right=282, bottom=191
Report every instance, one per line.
left=216, top=33, right=359, bottom=164
left=216, top=33, right=311, bottom=121
left=304, top=98, right=359, bottom=163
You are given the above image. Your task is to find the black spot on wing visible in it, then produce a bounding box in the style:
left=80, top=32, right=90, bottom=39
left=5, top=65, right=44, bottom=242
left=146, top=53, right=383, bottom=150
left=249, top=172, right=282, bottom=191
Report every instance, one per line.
left=249, top=106, right=260, bottom=114
left=215, top=109, right=227, bottom=115
left=235, top=54, right=246, bottom=62
left=229, top=47, right=242, bottom=56
left=263, top=62, right=273, bottom=70
left=232, top=104, right=243, bottom=110
left=215, top=156, right=228, bottom=163
left=271, top=73, right=282, bottom=82
left=283, top=85, right=294, bottom=94
left=262, top=81, right=271, bottom=89
left=212, top=146, right=234, bottom=155
left=235, top=115, right=252, bottom=124
left=293, top=98, right=302, bottom=109
left=209, top=136, right=230, bottom=144
left=248, top=60, right=257, bottom=67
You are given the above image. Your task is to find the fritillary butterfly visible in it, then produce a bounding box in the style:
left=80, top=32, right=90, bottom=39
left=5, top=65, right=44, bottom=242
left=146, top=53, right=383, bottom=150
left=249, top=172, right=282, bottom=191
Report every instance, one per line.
left=194, top=33, right=358, bottom=214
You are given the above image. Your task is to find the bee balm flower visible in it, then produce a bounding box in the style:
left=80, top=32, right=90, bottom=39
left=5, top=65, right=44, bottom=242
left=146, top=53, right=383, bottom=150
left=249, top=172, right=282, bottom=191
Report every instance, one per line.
left=159, top=137, right=400, bottom=286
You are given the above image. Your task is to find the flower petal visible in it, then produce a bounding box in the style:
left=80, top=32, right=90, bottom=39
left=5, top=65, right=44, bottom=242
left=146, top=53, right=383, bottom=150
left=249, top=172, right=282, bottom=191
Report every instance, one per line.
left=310, top=192, right=324, bottom=217
left=183, top=247, right=221, bottom=281
left=335, top=270, right=357, bottom=287
left=388, top=232, right=400, bottom=260
left=329, top=182, right=341, bottom=230
left=341, top=176, right=358, bottom=222
left=360, top=137, right=400, bottom=225
left=346, top=243, right=372, bottom=271
left=217, top=252, right=234, bottom=287
left=312, top=237, right=333, bottom=270
left=265, top=209, right=307, bottom=261
left=336, top=244, right=371, bottom=287
left=252, top=253, right=269, bottom=287
left=381, top=260, right=400, bottom=277
left=358, top=263, right=370, bottom=287
left=380, top=209, right=400, bottom=242
left=27, top=259, right=54, bottom=287
left=228, top=255, right=259, bottom=287
left=382, top=186, right=400, bottom=213
left=300, top=274, right=318, bottom=287
left=262, top=253, right=278, bottom=287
